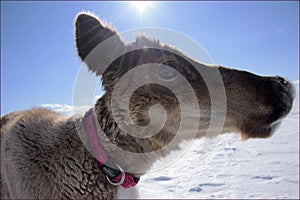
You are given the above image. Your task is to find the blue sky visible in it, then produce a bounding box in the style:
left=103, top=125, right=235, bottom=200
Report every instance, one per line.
left=1, top=1, right=299, bottom=115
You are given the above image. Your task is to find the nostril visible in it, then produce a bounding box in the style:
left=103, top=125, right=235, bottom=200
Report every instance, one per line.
left=272, top=76, right=295, bottom=98
left=274, top=76, right=288, bottom=86
left=278, top=77, right=288, bottom=85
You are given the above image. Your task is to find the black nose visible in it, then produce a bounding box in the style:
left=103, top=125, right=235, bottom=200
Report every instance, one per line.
left=267, top=76, right=295, bottom=122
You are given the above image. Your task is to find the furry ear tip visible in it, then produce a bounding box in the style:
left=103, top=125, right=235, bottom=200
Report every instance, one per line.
left=75, top=11, right=101, bottom=27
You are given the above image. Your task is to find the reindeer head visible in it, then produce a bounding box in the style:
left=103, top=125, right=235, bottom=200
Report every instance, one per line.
left=75, top=12, right=295, bottom=154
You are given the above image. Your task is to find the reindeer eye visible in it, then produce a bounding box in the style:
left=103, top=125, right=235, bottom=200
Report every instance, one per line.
left=159, top=61, right=178, bottom=81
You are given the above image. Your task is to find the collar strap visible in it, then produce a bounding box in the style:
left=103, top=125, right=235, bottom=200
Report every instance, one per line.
left=83, top=108, right=139, bottom=188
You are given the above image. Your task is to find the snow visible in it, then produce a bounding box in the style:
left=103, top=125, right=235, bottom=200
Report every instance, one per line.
left=136, top=84, right=299, bottom=199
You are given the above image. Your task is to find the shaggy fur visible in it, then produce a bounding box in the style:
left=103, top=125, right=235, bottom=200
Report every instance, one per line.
left=1, top=12, right=295, bottom=199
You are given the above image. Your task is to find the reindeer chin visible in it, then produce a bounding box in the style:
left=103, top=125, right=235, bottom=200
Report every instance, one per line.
left=240, top=120, right=282, bottom=140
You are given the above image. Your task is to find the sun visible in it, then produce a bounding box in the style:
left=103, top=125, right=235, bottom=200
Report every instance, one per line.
left=130, top=1, right=153, bottom=14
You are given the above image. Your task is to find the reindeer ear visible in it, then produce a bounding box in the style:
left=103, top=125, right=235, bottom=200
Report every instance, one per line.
left=75, top=12, right=125, bottom=74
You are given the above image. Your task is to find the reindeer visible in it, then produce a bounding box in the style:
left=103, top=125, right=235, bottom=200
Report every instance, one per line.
left=1, top=12, right=295, bottom=199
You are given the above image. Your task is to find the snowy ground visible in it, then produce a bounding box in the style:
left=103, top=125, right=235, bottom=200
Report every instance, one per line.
left=136, top=86, right=299, bottom=199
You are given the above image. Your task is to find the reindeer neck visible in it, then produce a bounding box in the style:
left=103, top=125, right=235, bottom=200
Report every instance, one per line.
left=93, top=94, right=154, bottom=174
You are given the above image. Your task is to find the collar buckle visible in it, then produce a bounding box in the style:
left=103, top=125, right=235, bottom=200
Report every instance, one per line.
left=105, top=163, right=125, bottom=186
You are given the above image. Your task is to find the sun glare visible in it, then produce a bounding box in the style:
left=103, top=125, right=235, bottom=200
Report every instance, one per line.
left=131, top=1, right=153, bottom=14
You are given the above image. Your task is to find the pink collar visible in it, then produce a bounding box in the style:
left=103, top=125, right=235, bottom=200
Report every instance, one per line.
left=82, top=108, right=139, bottom=189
